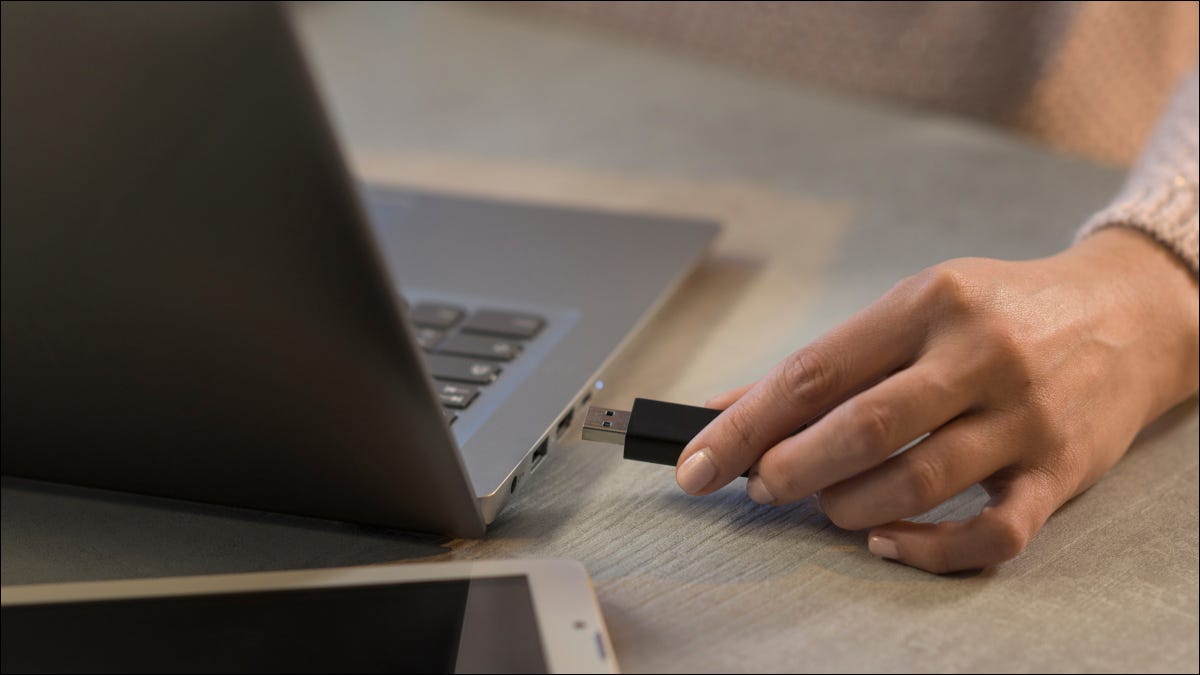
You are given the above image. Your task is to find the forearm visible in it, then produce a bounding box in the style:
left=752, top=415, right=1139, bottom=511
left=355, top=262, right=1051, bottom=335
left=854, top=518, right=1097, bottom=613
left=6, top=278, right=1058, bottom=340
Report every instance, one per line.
left=1077, top=69, right=1199, bottom=275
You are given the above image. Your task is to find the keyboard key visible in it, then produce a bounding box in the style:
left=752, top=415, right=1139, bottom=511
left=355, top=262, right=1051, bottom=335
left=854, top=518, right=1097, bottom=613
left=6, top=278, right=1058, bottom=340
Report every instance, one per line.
left=461, top=310, right=544, bottom=339
left=413, top=327, right=445, bottom=351
left=443, top=409, right=457, bottom=425
left=437, top=333, right=521, bottom=361
left=410, top=303, right=465, bottom=329
left=425, top=354, right=501, bottom=384
left=436, top=381, right=479, bottom=409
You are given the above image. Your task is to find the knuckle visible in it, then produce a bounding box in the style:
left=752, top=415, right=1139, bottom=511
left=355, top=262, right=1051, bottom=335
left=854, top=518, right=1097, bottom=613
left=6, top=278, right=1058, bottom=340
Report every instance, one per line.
left=907, top=264, right=979, bottom=316
left=775, top=347, right=841, bottom=407
left=970, top=323, right=1035, bottom=397
left=908, top=368, right=953, bottom=402
left=844, top=397, right=899, bottom=456
left=988, top=513, right=1030, bottom=563
left=981, top=325, right=1028, bottom=370
left=899, top=454, right=945, bottom=510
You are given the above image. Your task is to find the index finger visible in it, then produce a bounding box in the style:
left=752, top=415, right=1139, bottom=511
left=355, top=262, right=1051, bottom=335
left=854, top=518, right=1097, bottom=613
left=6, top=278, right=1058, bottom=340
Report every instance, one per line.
left=676, top=292, right=928, bottom=495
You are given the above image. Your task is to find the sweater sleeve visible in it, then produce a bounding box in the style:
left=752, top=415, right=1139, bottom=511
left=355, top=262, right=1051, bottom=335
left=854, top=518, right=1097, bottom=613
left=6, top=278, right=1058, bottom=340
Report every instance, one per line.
left=1076, top=69, right=1199, bottom=275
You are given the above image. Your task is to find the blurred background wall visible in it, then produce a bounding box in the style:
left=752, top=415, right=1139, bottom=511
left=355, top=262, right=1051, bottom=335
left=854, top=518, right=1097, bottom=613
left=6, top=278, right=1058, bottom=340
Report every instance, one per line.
left=525, top=1, right=1199, bottom=166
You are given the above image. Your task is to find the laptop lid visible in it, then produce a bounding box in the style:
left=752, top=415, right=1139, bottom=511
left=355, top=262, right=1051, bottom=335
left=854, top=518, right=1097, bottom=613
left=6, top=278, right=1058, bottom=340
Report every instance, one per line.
left=1, top=3, right=486, bottom=536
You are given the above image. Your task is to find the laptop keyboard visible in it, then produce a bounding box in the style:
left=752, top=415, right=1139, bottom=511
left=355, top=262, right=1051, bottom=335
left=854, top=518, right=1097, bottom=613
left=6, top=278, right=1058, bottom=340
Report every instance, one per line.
left=405, top=301, right=545, bottom=425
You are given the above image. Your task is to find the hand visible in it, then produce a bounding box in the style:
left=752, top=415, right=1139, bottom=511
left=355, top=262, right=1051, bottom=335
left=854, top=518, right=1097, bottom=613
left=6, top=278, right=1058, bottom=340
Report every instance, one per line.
left=676, top=228, right=1198, bottom=573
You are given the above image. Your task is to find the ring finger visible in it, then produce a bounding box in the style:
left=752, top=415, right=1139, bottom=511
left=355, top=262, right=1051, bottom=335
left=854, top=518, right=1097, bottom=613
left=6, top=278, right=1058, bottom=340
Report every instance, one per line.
left=817, top=412, right=1020, bottom=530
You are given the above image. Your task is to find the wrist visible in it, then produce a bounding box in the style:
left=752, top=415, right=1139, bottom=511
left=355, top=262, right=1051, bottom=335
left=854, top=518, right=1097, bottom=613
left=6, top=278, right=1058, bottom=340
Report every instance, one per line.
left=1063, top=227, right=1199, bottom=421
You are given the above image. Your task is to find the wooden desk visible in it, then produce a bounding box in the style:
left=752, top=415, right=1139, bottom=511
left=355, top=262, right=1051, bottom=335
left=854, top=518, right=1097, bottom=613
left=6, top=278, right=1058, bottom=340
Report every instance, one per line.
left=4, top=3, right=1196, bottom=672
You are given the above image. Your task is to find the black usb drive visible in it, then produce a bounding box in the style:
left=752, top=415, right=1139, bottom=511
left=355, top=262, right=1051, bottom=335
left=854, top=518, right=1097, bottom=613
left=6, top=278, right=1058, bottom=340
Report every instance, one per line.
left=583, top=397, right=813, bottom=475
left=582, top=398, right=722, bottom=467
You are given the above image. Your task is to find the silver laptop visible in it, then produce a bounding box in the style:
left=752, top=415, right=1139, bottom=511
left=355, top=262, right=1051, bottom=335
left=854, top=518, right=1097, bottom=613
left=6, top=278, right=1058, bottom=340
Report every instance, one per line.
left=0, top=3, right=717, bottom=537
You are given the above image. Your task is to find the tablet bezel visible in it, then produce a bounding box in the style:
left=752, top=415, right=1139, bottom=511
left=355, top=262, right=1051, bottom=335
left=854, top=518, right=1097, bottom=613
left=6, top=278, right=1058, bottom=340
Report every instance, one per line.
left=1, top=558, right=617, bottom=674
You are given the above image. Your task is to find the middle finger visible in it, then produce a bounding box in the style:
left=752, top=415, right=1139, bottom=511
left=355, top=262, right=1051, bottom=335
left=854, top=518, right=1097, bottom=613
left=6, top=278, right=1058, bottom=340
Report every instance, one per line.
left=751, top=357, right=976, bottom=505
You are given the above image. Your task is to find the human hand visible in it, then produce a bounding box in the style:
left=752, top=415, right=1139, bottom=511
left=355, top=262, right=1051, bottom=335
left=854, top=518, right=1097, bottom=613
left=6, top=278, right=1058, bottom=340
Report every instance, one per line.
left=677, top=228, right=1198, bottom=573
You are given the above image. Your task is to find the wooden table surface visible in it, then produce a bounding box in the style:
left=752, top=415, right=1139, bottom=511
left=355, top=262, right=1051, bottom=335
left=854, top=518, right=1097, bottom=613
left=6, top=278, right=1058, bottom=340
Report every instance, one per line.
left=4, top=3, right=1197, bottom=672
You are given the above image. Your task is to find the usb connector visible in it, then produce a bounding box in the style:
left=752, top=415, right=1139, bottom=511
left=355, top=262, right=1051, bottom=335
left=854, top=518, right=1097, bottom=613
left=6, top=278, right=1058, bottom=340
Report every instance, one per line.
left=582, top=398, right=722, bottom=468
left=581, top=407, right=632, bottom=444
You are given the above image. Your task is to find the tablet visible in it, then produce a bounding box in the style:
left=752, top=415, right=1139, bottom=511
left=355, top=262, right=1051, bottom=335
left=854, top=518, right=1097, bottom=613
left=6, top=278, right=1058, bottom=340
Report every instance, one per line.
left=1, top=558, right=617, bottom=674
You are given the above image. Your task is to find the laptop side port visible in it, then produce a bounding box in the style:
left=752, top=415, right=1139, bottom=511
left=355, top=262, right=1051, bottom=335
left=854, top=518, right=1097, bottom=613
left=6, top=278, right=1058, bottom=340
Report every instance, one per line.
left=555, top=408, right=575, bottom=439
left=531, top=436, right=549, bottom=470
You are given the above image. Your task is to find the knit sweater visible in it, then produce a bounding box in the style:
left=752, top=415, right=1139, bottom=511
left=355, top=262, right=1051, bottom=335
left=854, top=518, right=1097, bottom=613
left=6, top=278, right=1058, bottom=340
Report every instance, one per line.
left=531, top=1, right=1200, bottom=275
left=1079, top=71, right=1199, bottom=275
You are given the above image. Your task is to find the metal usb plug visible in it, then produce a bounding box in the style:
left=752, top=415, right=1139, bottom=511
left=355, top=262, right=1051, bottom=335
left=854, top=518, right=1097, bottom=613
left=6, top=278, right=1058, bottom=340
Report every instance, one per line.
left=582, top=399, right=721, bottom=468
left=581, top=407, right=632, bottom=444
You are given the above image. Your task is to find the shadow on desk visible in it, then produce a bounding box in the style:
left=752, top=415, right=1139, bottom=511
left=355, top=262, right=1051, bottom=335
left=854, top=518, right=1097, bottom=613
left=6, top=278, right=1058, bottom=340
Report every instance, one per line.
left=0, top=477, right=450, bottom=586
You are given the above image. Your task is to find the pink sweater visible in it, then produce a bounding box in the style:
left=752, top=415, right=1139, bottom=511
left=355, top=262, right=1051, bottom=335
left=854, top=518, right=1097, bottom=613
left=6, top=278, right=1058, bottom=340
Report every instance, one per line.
left=1080, top=71, right=1199, bottom=275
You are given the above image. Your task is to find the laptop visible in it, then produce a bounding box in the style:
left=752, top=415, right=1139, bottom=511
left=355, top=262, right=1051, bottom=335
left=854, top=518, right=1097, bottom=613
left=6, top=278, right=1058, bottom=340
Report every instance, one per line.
left=0, top=3, right=717, bottom=538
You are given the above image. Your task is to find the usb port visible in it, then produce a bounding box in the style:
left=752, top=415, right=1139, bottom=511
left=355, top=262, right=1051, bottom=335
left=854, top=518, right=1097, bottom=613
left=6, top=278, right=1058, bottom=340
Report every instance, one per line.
left=555, top=409, right=574, bottom=439
left=531, top=437, right=549, bottom=468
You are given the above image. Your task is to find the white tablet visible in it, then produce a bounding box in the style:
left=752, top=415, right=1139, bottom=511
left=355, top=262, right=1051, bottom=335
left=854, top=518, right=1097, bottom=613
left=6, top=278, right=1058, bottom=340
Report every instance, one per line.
left=1, top=558, right=618, bottom=674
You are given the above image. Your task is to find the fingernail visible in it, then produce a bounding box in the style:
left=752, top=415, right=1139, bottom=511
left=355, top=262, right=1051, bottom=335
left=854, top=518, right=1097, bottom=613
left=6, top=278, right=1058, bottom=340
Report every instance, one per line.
left=868, top=535, right=899, bottom=560
left=746, top=475, right=775, bottom=504
left=676, top=448, right=717, bottom=494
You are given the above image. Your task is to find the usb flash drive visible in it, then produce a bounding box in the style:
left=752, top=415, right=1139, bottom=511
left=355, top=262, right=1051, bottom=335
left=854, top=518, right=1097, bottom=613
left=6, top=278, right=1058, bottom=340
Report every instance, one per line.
left=583, top=398, right=812, bottom=475
left=582, top=398, right=725, bottom=468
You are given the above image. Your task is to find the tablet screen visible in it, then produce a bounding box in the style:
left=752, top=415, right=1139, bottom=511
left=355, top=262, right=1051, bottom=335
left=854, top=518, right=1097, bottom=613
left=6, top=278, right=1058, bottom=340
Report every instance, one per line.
left=1, top=575, right=547, bottom=674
